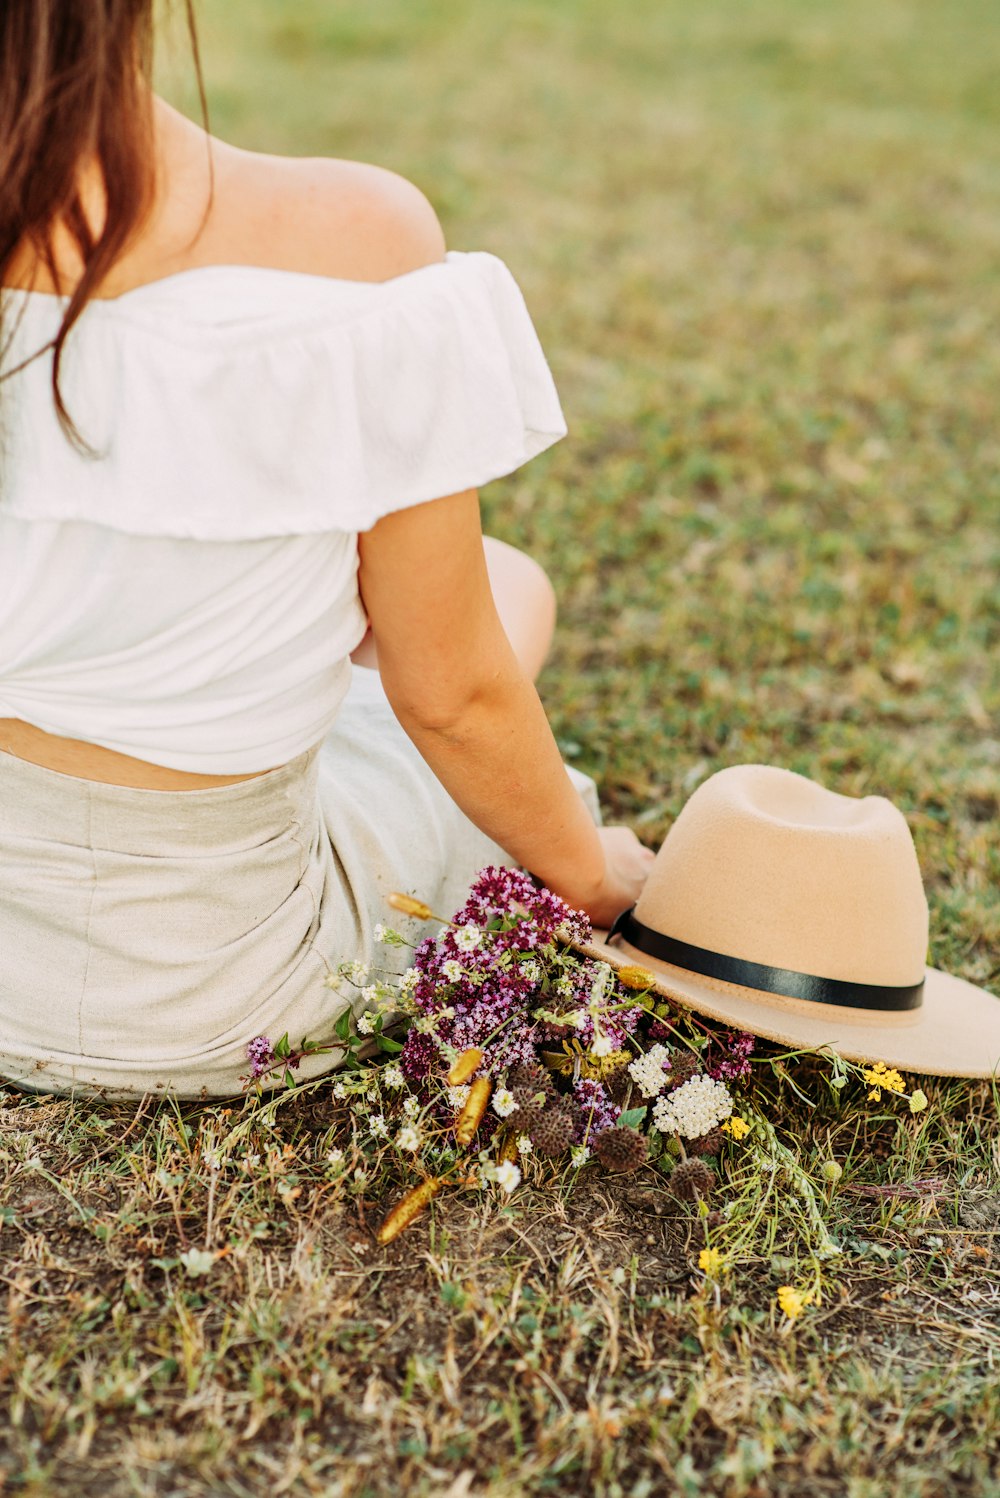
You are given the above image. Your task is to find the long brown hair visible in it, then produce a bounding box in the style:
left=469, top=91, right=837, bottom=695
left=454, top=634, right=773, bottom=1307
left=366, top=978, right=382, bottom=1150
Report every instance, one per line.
left=0, top=0, right=206, bottom=444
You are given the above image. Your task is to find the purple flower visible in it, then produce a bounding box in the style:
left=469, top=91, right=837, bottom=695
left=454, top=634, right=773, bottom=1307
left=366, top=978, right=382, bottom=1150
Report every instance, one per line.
left=246, top=1036, right=275, bottom=1079
left=405, top=866, right=603, bottom=1079
left=705, top=1030, right=756, bottom=1083
left=400, top=1030, right=438, bottom=1082
left=451, top=866, right=592, bottom=949
left=572, top=1078, right=620, bottom=1141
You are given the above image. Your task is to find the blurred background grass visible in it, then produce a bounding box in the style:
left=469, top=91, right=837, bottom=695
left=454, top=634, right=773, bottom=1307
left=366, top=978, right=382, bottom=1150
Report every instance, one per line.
left=161, top=0, right=999, bottom=994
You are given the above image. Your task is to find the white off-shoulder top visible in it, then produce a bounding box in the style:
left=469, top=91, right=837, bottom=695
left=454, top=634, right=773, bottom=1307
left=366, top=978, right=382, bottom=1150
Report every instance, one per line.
left=0, top=251, right=567, bottom=772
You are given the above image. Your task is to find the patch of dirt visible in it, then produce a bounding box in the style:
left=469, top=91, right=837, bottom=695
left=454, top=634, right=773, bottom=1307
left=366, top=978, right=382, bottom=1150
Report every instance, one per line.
left=957, top=1192, right=1000, bottom=1263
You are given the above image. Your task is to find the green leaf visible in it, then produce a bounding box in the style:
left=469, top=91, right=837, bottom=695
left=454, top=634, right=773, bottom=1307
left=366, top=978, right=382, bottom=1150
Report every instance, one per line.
left=377, top=1035, right=405, bottom=1053
left=618, top=1107, right=647, bottom=1129
left=334, top=1010, right=352, bottom=1044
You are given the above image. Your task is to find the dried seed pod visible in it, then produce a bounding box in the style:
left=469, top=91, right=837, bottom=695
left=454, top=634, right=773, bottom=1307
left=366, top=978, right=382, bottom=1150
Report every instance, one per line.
left=509, top=1083, right=546, bottom=1129
left=454, top=1076, right=492, bottom=1146
left=669, top=1158, right=715, bottom=1202
left=689, top=1129, right=724, bottom=1157
left=446, top=1048, right=485, bottom=1087
left=666, top=1052, right=700, bottom=1090
left=528, top=1101, right=578, bottom=1158
left=605, top=1065, right=634, bottom=1105
left=508, top=1064, right=555, bottom=1130
left=593, top=1125, right=648, bottom=1174
left=376, top=1177, right=443, bottom=1244
left=508, top=1062, right=556, bottom=1098
left=386, top=893, right=434, bottom=921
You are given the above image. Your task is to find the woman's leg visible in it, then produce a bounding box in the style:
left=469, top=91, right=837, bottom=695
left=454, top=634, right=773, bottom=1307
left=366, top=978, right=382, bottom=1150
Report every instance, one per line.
left=351, top=536, right=556, bottom=681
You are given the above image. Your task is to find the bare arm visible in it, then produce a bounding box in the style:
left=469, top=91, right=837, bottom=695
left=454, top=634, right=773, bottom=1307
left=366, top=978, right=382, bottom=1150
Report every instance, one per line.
left=358, top=491, right=651, bottom=924
left=271, top=162, right=651, bottom=918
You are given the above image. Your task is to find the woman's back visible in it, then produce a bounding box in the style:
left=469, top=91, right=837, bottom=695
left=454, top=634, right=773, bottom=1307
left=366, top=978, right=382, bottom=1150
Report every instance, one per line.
left=0, top=99, right=456, bottom=787
left=5, top=98, right=447, bottom=301
left=0, top=242, right=566, bottom=775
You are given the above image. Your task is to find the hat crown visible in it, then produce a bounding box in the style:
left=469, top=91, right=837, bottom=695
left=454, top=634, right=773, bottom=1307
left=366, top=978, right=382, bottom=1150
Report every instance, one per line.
left=634, top=765, right=928, bottom=987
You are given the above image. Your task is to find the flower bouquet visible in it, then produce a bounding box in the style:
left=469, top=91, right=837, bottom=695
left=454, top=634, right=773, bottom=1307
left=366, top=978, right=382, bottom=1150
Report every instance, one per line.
left=244, top=866, right=929, bottom=1287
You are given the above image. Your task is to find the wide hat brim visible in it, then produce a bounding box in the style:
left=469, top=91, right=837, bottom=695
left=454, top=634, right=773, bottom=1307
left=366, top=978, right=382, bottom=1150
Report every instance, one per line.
left=577, top=932, right=1000, bottom=1081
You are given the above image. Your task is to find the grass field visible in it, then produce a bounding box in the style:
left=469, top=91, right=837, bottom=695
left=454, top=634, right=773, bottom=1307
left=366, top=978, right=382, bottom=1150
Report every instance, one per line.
left=2, top=1, right=999, bottom=1493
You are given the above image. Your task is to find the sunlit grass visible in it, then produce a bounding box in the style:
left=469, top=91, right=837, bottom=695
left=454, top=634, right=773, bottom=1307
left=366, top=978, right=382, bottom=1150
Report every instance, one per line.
left=0, top=1, right=996, bottom=1492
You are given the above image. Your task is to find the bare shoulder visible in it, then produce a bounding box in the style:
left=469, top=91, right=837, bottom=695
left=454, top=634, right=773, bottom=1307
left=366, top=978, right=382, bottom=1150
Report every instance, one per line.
left=220, top=149, right=447, bottom=283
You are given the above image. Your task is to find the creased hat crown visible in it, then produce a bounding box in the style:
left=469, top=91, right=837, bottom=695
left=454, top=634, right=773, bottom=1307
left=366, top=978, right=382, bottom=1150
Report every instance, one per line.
left=634, top=765, right=929, bottom=990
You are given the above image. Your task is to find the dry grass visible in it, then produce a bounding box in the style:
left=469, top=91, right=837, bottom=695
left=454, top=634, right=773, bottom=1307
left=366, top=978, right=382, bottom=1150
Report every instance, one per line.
left=1, top=0, right=998, bottom=1492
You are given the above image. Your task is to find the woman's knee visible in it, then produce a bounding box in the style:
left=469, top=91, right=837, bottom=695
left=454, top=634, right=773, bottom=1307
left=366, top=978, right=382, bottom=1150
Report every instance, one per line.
left=483, top=537, right=556, bottom=679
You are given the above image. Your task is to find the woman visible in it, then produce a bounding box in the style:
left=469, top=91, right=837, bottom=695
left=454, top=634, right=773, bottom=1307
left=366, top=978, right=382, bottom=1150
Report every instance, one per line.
left=0, top=2, right=653, bottom=1099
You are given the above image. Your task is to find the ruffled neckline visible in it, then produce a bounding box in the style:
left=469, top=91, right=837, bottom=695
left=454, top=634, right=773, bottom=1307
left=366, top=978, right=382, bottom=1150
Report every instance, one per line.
left=1, top=256, right=447, bottom=310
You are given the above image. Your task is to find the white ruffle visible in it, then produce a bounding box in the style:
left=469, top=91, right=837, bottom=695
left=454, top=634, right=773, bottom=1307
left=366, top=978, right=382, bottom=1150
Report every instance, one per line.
left=0, top=251, right=567, bottom=540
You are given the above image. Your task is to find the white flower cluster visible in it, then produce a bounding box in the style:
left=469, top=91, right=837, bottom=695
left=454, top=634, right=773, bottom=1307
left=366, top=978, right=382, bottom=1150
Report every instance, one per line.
left=373, top=923, right=406, bottom=947
left=627, top=1043, right=672, bottom=1099
left=590, top=964, right=612, bottom=1002
left=492, top=1087, right=519, bottom=1119
left=453, top=924, right=482, bottom=953
left=442, top=959, right=464, bottom=983
left=481, top=1160, right=521, bottom=1194
left=652, top=1074, right=734, bottom=1139
left=399, top=967, right=419, bottom=998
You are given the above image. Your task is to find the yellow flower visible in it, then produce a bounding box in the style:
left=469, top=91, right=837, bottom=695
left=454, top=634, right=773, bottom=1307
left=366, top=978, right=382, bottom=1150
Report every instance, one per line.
left=698, top=1247, right=724, bottom=1276
left=387, top=892, right=433, bottom=921
left=543, top=1039, right=629, bottom=1082
left=582, top=1048, right=631, bottom=1082
left=909, top=1089, right=928, bottom=1113
left=722, top=1116, right=751, bottom=1141
left=776, top=1284, right=809, bottom=1321
left=862, top=1061, right=906, bottom=1104
left=616, top=964, right=657, bottom=992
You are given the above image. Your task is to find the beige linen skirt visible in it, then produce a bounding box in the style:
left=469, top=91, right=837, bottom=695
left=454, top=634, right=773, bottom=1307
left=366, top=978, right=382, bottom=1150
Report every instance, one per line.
left=0, top=668, right=599, bottom=1101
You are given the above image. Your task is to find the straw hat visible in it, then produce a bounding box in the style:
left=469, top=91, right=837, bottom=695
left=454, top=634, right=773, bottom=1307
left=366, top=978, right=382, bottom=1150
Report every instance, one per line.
left=579, top=764, right=1000, bottom=1079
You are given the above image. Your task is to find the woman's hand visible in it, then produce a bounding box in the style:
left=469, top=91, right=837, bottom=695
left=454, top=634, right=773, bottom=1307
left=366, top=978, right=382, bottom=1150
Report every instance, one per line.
left=582, top=826, right=656, bottom=930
